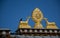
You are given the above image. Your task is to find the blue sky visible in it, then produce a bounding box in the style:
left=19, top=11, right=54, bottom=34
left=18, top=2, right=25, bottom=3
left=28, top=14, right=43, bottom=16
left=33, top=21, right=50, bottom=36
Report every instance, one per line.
left=0, top=0, right=60, bottom=32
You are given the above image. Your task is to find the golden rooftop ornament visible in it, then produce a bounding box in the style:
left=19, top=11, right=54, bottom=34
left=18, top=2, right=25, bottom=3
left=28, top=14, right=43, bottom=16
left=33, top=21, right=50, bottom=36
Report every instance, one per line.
left=32, top=8, right=44, bottom=29
left=18, top=8, right=58, bottom=29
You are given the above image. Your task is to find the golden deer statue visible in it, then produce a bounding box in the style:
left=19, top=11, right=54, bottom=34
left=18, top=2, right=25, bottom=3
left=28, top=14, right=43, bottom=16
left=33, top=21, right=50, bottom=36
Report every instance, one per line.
left=18, top=16, right=31, bottom=28
left=43, top=18, right=58, bottom=29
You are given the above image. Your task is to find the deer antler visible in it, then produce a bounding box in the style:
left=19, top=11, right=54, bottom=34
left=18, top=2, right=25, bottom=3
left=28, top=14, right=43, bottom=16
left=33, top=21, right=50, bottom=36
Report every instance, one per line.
left=43, top=18, right=48, bottom=20
left=26, top=16, right=31, bottom=21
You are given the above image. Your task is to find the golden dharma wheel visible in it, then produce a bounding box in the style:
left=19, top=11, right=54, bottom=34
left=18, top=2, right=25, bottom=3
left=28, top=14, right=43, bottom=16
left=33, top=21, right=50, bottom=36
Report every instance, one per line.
left=32, top=8, right=43, bottom=22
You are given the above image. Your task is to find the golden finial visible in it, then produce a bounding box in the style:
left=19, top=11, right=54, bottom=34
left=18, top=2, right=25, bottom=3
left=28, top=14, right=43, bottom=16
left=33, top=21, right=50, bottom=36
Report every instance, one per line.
left=32, top=8, right=44, bottom=29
